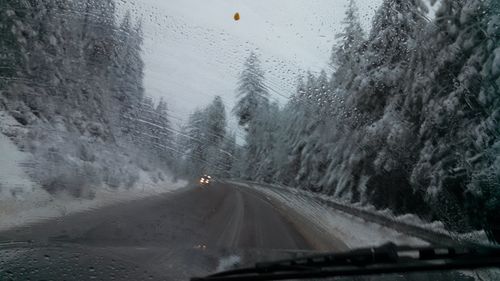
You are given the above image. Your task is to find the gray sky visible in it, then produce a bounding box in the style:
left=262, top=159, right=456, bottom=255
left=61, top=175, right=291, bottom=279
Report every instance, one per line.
left=119, top=0, right=384, bottom=130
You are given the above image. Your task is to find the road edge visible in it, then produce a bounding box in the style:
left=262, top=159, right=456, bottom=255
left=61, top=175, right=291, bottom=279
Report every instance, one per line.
left=223, top=180, right=349, bottom=252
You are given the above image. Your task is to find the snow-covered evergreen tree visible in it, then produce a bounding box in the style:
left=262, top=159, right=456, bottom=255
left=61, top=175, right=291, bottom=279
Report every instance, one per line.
left=180, top=96, right=229, bottom=177
left=205, top=96, right=227, bottom=147
left=155, top=98, right=174, bottom=161
left=348, top=0, right=427, bottom=124
left=331, top=0, right=365, bottom=79
left=181, top=109, right=206, bottom=177
left=405, top=0, right=500, bottom=232
left=113, top=12, right=145, bottom=141
left=135, top=96, right=157, bottom=150
left=218, top=132, right=237, bottom=178
left=243, top=101, right=281, bottom=181
left=233, top=52, right=269, bottom=129
left=0, top=1, right=26, bottom=90
left=204, top=96, right=227, bottom=176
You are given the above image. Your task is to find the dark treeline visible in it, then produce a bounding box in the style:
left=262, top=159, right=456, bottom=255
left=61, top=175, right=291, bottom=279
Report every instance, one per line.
left=231, top=0, right=500, bottom=239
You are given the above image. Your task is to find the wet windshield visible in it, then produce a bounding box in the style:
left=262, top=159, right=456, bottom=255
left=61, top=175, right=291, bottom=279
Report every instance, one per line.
left=0, top=0, right=499, bottom=280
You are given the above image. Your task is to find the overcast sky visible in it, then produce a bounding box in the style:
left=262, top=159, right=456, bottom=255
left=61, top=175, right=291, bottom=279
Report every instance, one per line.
left=118, top=0, right=383, bottom=130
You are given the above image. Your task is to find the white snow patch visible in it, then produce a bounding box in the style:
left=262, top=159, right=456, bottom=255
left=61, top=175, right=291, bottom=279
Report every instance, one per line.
left=422, top=0, right=442, bottom=20
left=0, top=132, right=187, bottom=232
left=287, top=184, right=490, bottom=244
left=0, top=172, right=187, bottom=232
left=0, top=132, right=42, bottom=198
left=492, top=47, right=500, bottom=77
left=0, top=109, right=188, bottom=232
left=216, top=255, right=241, bottom=272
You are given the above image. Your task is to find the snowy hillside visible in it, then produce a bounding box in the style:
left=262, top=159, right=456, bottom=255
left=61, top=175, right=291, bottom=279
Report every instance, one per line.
left=0, top=120, right=186, bottom=231
left=0, top=0, right=187, bottom=230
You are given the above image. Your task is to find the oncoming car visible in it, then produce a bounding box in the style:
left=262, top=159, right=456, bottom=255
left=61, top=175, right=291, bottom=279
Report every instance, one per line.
left=199, top=175, right=212, bottom=186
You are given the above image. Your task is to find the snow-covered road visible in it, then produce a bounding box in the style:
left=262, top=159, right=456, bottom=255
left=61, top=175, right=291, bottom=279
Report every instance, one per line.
left=0, top=181, right=326, bottom=280
left=0, top=180, right=477, bottom=281
left=227, top=180, right=428, bottom=249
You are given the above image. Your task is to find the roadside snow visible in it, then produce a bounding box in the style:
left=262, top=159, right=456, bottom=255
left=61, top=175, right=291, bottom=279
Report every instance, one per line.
left=422, top=0, right=442, bottom=20
left=228, top=181, right=428, bottom=249
left=255, top=181, right=490, bottom=245
left=338, top=194, right=488, bottom=244
left=0, top=132, right=187, bottom=232
left=0, top=172, right=187, bottom=232
left=0, top=123, right=36, bottom=198
left=216, top=255, right=241, bottom=272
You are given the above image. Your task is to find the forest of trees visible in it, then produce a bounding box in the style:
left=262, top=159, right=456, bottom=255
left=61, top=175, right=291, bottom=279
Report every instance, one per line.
left=231, top=0, right=500, bottom=238
left=0, top=0, right=176, bottom=197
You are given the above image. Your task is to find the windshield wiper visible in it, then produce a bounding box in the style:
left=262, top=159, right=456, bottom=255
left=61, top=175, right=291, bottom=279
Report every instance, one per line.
left=191, top=242, right=500, bottom=281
